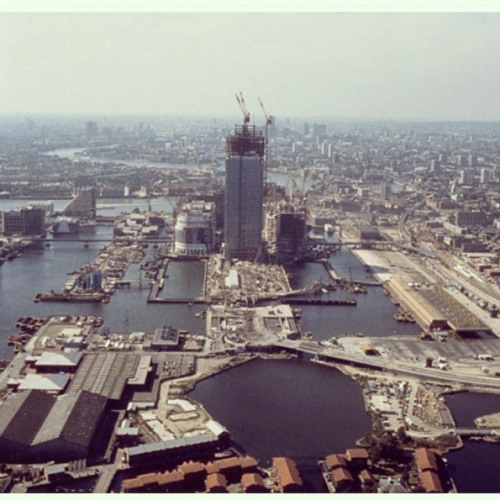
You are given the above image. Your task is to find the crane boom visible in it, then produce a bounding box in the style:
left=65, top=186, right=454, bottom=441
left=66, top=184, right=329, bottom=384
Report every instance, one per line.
left=257, top=97, right=273, bottom=187
left=258, top=97, right=274, bottom=126
left=235, top=92, right=250, bottom=124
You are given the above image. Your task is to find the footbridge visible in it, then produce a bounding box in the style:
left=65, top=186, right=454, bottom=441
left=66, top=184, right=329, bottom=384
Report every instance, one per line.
left=454, top=428, right=500, bottom=437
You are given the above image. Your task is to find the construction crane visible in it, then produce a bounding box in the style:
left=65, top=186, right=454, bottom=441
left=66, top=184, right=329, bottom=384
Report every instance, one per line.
left=258, top=97, right=274, bottom=132
left=258, top=97, right=274, bottom=186
left=235, top=92, right=250, bottom=125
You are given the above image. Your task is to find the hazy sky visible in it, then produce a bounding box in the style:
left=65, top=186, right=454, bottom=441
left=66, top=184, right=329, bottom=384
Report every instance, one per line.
left=1, top=10, right=499, bottom=120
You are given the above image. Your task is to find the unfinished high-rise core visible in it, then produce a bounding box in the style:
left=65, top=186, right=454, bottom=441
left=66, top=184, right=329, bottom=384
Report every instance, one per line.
left=223, top=123, right=265, bottom=261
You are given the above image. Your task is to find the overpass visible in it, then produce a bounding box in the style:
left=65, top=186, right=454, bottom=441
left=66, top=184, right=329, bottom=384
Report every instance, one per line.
left=274, top=339, right=500, bottom=390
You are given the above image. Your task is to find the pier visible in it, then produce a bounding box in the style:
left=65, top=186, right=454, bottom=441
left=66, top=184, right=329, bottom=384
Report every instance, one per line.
left=282, top=298, right=357, bottom=306
left=321, top=260, right=382, bottom=288
left=34, top=292, right=110, bottom=303
left=148, top=297, right=208, bottom=304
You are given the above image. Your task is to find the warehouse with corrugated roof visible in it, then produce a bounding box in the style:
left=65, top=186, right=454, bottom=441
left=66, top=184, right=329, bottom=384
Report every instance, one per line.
left=389, top=278, right=491, bottom=334
left=0, top=389, right=107, bottom=463
left=68, top=352, right=141, bottom=402
left=389, top=278, right=448, bottom=331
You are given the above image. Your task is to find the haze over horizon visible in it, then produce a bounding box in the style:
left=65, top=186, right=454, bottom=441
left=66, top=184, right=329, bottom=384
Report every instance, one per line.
left=1, top=12, right=499, bottom=121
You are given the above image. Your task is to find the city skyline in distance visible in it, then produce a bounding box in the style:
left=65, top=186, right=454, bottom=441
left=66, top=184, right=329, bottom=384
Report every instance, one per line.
left=1, top=11, right=500, bottom=121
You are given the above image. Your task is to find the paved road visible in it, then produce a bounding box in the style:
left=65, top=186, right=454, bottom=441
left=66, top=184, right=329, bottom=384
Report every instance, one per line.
left=276, top=338, right=500, bottom=390
left=0, top=352, right=27, bottom=391
left=93, top=449, right=124, bottom=493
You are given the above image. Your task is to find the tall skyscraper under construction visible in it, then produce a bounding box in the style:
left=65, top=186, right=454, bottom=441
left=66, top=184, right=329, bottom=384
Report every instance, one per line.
left=224, top=124, right=265, bottom=260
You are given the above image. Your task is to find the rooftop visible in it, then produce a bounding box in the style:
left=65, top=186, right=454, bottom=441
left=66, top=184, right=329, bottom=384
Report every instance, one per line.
left=18, top=373, right=70, bottom=392
left=35, top=350, right=82, bottom=367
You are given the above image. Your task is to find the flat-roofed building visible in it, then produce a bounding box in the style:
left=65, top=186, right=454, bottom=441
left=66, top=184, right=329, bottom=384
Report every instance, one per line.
left=152, top=326, right=180, bottom=351
left=225, top=268, right=240, bottom=289
left=455, top=210, right=487, bottom=228
left=353, top=224, right=381, bottom=241
left=1, top=206, right=45, bottom=236
left=265, top=208, right=307, bottom=264
left=127, top=355, right=153, bottom=387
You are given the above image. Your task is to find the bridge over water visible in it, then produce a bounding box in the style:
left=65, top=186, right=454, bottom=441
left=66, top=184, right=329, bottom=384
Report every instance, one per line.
left=309, top=239, right=399, bottom=250
left=454, top=428, right=500, bottom=437
left=43, top=237, right=172, bottom=247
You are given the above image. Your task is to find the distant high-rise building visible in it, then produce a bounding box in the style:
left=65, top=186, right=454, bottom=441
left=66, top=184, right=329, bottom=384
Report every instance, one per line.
left=430, top=159, right=441, bottom=174
left=380, top=182, right=391, bottom=200
left=480, top=168, right=491, bottom=184
left=85, top=121, right=98, bottom=139
left=224, top=124, right=265, bottom=260
left=468, top=154, right=478, bottom=167
left=458, top=169, right=474, bottom=186
left=457, top=155, right=468, bottom=167
left=313, top=123, right=326, bottom=137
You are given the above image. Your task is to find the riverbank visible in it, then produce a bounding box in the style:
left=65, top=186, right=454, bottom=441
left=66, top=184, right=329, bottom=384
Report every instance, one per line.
left=312, top=358, right=463, bottom=453
left=350, top=248, right=431, bottom=284
left=148, top=353, right=295, bottom=442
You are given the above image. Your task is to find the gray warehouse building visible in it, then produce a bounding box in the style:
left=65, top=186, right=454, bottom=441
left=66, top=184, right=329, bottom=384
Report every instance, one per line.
left=0, top=390, right=107, bottom=463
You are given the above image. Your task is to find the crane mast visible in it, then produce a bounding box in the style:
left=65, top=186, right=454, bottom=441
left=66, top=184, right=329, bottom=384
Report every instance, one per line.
left=258, top=97, right=274, bottom=185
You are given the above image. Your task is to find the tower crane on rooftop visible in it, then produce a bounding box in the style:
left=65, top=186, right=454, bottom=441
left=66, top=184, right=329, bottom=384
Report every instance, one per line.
left=258, top=97, right=274, bottom=132
left=235, top=92, right=251, bottom=125
left=258, top=97, right=274, bottom=186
